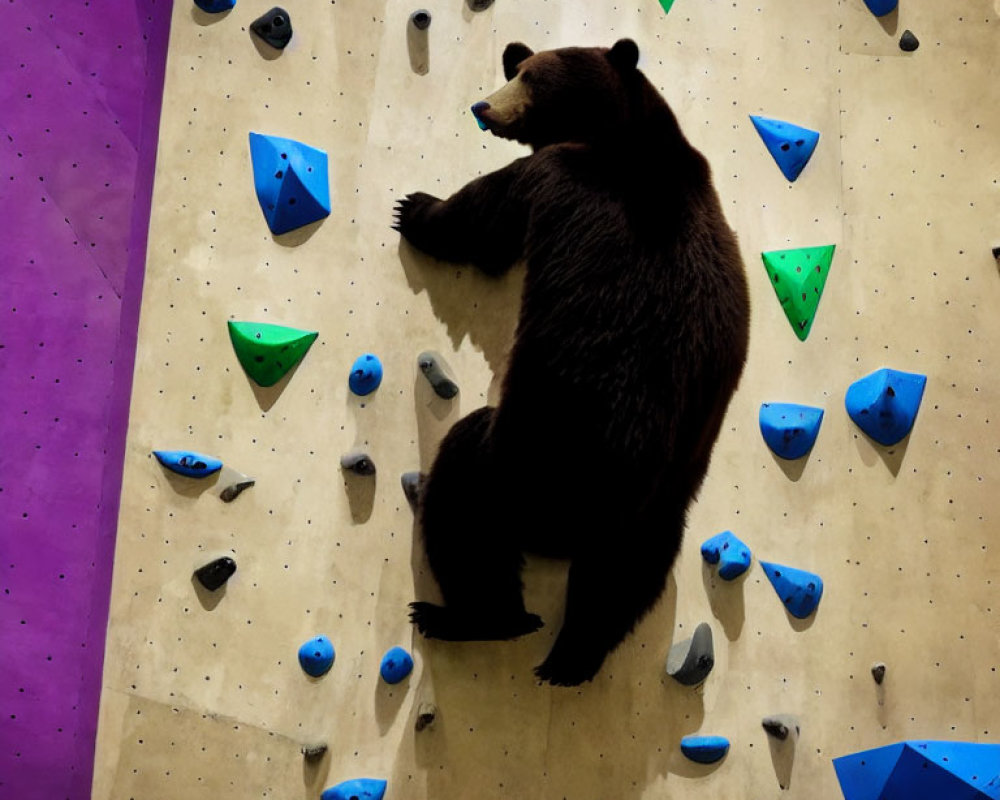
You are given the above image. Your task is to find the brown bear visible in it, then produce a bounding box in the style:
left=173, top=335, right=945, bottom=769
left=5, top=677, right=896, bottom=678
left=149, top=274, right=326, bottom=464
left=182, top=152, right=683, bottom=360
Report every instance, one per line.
left=394, top=39, right=750, bottom=686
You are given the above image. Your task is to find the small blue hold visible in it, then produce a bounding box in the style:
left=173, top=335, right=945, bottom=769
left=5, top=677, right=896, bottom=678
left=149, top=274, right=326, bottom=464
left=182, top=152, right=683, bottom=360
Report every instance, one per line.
left=700, top=531, right=752, bottom=580
left=194, top=0, right=236, bottom=12
left=321, top=778, right=388, bottom=800
left=680, top=735, right=730, bottom=764
left=379, top=646, right=414, bottom=684
left=761, top=561, right=823, bottom=619
left=759, top=402, right=824, bottom=460
left=863, top=0, right=897, bottom=17
left=153, top=450, right=223, bottom=478
left=349, top=353, right=383, bottom=396
left=298, top=635, right=335, bottom=677
left=749, top=115, right=820, bottom=182
left=845, top=367, right=926, bottom=447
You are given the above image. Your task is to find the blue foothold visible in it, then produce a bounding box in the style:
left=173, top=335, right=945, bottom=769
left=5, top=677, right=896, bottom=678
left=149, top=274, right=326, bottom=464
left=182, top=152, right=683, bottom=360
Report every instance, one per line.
left=194, top=0, right=235, bottom=11
left=321, top=778, right=388, bottom=800
left=761, top=561, right=823, bottom=619
left=863, top=0, right=898, bottom=17
left=700, top=531, right=752, bottom=580
left=680, top=735, right=730, bottom=764
left=749, top=115, right=820, bottom=182
left=845, top=367, right=927, bottom=446
left=349, top=353, right=383, bottom=396
left=248, top=132, right=331, bottom=235
left=379, top=646, right=414, bottom=684
left=153, top=450, right=223, bottom=478
left=298, top=635, right=335, bottom=677
left=759, top=403, right=824, bottom=460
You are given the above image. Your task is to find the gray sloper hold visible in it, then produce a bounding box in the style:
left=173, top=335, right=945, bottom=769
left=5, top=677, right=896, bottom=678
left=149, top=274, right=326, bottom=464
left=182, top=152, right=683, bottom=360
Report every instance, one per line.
left=302, top=743, right=328, bottom=761
left=341, top=451, right=377, bottom=476
left=220, top=478, right=255, bottom=503
left=417, top=351, right=459, bottom=399
left=665, top=622, right=714, bottom=685
left=762, top=714, right=800, bottom=741
left=401, top=471, right=424, bottom=510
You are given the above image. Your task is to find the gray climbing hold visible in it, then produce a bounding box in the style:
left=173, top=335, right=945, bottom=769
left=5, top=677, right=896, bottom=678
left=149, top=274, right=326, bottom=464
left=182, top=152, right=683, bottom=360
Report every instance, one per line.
left=410, top=9, right=431, bottom=30
left=302, top=743, right=328, bottom=761
left=194, top=557, right=236, bottom=591
left=341, top=451, right=377, bottom=476
left=415, top=702, right=437, bottom=731
left=899, top=29, right=919, bottom=52
left=220, top=475, right=255, bottom=503
left=872, top=662, right=886, bottom=684
left=762, top=714, right=800, bottom=741
left=417, top=351, right=459, bottom=399
left=401, top=471, right=423, bottom=510
left=666, top=622, right=714, bottom=686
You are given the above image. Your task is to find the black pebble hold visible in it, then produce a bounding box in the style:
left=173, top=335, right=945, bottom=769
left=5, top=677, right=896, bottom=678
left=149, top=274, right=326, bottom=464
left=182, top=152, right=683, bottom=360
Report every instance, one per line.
left=991, top=246, right=1000, bottom=260
left=251, top=7, right=293, bottom=49
left=340, top=451, right=377, bottom=476
left=194, top=557, right=237, bottom=591
left=467, top=0, right=494, bottom=10
left=415, top=702, right=437, bottom=731
left=410, top=9, right=432, bottom=30
left=871, top=662, right=887, bottom=684
left=899, top=29, right=919, bottom=52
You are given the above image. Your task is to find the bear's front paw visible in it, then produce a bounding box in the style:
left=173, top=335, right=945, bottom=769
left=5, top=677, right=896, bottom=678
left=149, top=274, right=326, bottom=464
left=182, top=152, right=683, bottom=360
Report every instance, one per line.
left=392, top=192, right=440, bottom=245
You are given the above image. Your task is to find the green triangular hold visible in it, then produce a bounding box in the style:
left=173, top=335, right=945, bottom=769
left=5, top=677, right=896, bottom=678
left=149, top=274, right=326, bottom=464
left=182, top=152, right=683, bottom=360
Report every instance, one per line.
left=228, top=321, right=318, bottom=387
left=761, top=244, right=835, bottom=341
left=658, top=0, right=676, bottom=12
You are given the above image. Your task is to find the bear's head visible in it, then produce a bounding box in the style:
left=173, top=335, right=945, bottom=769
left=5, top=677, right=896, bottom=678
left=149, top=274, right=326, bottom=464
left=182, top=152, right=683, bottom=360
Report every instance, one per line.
left=471, top=39, right=644, bottom=150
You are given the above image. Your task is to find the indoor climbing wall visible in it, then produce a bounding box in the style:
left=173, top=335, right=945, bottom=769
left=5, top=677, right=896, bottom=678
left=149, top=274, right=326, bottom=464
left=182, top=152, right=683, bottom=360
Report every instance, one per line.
left=92, top=1, right=1000, bottom=798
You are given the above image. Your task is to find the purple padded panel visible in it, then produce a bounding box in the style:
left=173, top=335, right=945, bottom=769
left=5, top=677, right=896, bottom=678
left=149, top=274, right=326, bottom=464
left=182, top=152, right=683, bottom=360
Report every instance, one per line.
left=0, top=1, right=172, bottom=797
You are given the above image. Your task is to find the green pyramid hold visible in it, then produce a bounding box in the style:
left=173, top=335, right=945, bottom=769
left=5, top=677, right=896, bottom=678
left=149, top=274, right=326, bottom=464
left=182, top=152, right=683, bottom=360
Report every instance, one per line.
left=228, top=321, right=318, bottom=387
left=761, top=244, right=835, bottom=341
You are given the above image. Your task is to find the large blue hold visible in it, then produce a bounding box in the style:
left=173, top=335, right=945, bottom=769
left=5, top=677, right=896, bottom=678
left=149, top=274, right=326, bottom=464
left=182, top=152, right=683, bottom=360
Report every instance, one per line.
left=298, top=635, right=335, bottom=677
left=759, top=402, right=824, bottom=460
left=845, top=367, right=927, bottom=446
left=321, top=778, right=388, bottom=800
left=194, top=0, right=235, bottom=11
left=349, top=353, right=383, bottom=396
left=761, top=561, right=823, bottom=619
left=863, top=0, right=898, bottom=17
left=833, top=740, right=1000, bottom=800
left=680, top=735, right=730, bottom=764
left=153, top=450, right=223, bottom=478
left=750, top=115, right=820, bottom=182
left=700, top=531, right=752, bottom=580
left=380, top=646, right=414, bottom=684
left=248, top=132, right=331, bottom=235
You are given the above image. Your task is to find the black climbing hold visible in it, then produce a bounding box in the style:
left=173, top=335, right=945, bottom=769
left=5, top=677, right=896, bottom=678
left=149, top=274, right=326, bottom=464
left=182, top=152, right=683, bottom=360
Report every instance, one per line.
left=417, top=351, right=459, bottom=399
left=401, top=472, right=424, bottom=511
left=415, top=702, right=437, bottom=731
left=872, top=662, right=886, bottom=684
left=467, top=0, right=494, bottom=9
left=410, top=9, right=432, bottom=30
left=251, top=7, right=293, bottom=49
left=341, top=451, right=377, bottom=476
left=194, top=557, right=237, bottom=591
left=666, top=622, right=714, bottom=686
left=992, top=246, right=1000, bottom=260
left=220, top=478, right=255, bottom=503
left=899, top=30, right=919, bottom=52
left=302, top=743, right=328, bottom=761
left=762, top=714, right=800, bottom=741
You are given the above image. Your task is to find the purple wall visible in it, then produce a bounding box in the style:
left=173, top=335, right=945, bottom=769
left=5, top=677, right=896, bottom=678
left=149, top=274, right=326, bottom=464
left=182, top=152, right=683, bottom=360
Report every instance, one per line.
left=0, top=2, right=172, bottom=797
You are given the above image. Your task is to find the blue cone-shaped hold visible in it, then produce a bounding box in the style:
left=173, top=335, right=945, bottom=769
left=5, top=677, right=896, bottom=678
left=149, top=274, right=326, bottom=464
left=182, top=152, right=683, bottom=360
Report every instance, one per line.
left=759, top=403, right=825, bottom=460
left=680, top=735, right=730, bottom=764
left=761, top=561, right=823, bottom=619
left=833, top=740, right=1000, bottom=800
left=195, top=0, right=235, bottom=11
left=298, top=635, right=335, bottom=677
left=845, top=367, right=926, bottom=446
left=750, top=115, right=820, bottom=182
left=248, top=132, right=330, bottom=235
left=153, top=450, right=223, bottom=478
left=700, top=531, right=752, bottom=580
left=380, top=646, right=414, bottom=684
left=863, top=0, right=898, bottom=17
left=349, top=353, right=383, bottom=395
left=321, top=778, right=388, bottom=800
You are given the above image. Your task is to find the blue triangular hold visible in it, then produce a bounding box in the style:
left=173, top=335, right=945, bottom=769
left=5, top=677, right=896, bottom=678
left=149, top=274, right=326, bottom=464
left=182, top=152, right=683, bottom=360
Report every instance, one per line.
left=759, top=402, right=824, bottom=460
left=700, top=531, right=752, bottom=580
left=750, top=115, right=820, bottom=182
left=153, top=450, right=223, bottom=478
left=249, top=132, right=330, bottom=235
left=760, top=561, right=823, bottom=619
left=845, top=368, right=927, bottom=446
left=321, top=778, right=388, bottom=800
left=863, top=0, right=898, bottom=17
left=833, top=742, right=907, bottom=800
left=680, top=735, right=730, bottom=764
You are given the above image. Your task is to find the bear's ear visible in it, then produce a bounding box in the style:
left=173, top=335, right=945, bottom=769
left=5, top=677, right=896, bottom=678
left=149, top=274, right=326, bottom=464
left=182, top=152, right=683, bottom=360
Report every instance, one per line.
left=503, top=42, right=534, bottom=81
left=607, top=38, right=639, bottom=72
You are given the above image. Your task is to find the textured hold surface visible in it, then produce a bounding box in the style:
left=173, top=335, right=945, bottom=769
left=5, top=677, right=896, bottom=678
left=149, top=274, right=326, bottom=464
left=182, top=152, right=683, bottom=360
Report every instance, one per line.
left=750, top=115, right=821, bottom=182
left=349, top=353, right=383, bottom=395
left=761, top=244, right=836, bottom=340
left=298, top=636, right=335, bottom=677
left=321, top=778, right=388, bottom=800
left=410, top=9, right=432, bottom=29
left=248, top=132, right=331, bottom=235
left=227, top=320, right=318, bottom=387
left=193, top=557, right=236, bottom=591
left=863, top=0, right=898, bottom=17
left=341, top=451, right=377, bottom=476
left=762, top=714, right=800, bottom=741
left=380, top=646, right=415, bottom=684
left=194, top=0, right=235, bottom=11
left=250, top=7, right=293, bottom=49
left=845, top=367, right=927, bottom=446
left=415, top=702, right=437, bottom=731
left=153, top=450, right=223, bottom=478
left=871, top=662, right=887, bottom=684
left=302, top=743, right=328, bottom=760
left=899, top=29, right=920, bottom=52
left=700, top=530, right=752, bottom=580
left=761, top=561, right=824, bottom=619
left=418, top=351, right=459, bottom=398
left=759, top=403, right=825, bottom=460
left=219, top=476, right=255, bottom=503
left=666, top=623, right=715, bottom=685
left=680, top=735, right=730, bottom=764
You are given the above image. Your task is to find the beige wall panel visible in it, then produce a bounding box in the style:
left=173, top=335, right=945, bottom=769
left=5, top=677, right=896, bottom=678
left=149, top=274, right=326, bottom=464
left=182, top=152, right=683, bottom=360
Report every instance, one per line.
left=95, top=0, right=1000, bottom=798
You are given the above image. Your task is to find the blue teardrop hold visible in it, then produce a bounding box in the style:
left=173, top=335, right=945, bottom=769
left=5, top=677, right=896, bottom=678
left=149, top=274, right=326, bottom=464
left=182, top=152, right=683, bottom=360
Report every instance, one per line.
left=321, top=778, right=388, bottom=800
left=349, top=353, right=383, bottom=395
left=761, top=561, right=824, bottom=619
left=379, top=646, right=414, bottom=684
left=194, top=0, right=235, bottom=12
left=700, top=530, right=752, bottom=580
left=298, top=635, right=335, bottom=677
left=863, top=0, right=897, bottom=17
left=749, top=115, right=820, bottom=182
left=680, top=735, right=730, bottom=764
left=759, top=403, right=824, bottom=460
left=153, top=450, right=223, bottom=478
left=845, top=367, right=927, bottom=446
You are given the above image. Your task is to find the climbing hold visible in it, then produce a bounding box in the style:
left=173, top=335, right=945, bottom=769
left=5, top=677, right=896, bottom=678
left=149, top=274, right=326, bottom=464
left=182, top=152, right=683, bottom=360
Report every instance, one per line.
left=321, top=778, right=388, bottom=800
left=761, top=561, right=823, bottom=619
left=666, top=622, right=714, bottom=685
left=418, top=351, right=459, bottom=398
left=762, top=714, right=800, bottom=741
left=992, top=246, right=1000, bottom=261
left=871, top=662, right=886, bottom=684
left=761, top=244, right=835, bottom=341
left=349, top=353, right=383, bottom=395
left=341, top=451, right=377, bottom=476
left=759, top=403, right=824, bottom=460
left=700, top=530, right=752, bottom=580
left=834, top=740, right=1000, bottom=800
left=380, top=646, right=414, bottom=684
left=658, top=0, right=676, bottom=13
left=845, top=367, right=927, bottom=446
left=302, top=743, right=328, bottom=761
left=415, top=701, right=437, bottom=731
left=153, top=450, right=223, bottom=478
left=862, top=0, right=897, bottom=17
left=401, top=472, right=423, bottom=510
left=750, top=115, right=820, bottom=182
left=298, top=636, right=335, bottom=677
left=194, top=557, right=236, bottom=591
left=250, top=7, right=293, bottom=49
left=899, top=29, right=919, bottom=51
left=466, top=0, right=494, bottom=10
left=248, top=132, right=330, bottom=235
left=220, top=473, right=255, bottom=503
left=680, top=735, right=730, bottom=764
left=410, top=9, right=432, bottom=29
left=194, top=0, right=235, bottom=12
left=228, top=320, right=318, bottom=388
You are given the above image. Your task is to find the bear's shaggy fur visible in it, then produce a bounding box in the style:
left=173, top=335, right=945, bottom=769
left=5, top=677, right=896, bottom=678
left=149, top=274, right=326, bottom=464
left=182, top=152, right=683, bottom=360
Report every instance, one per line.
left=394, top=39, right=750, bottom=686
